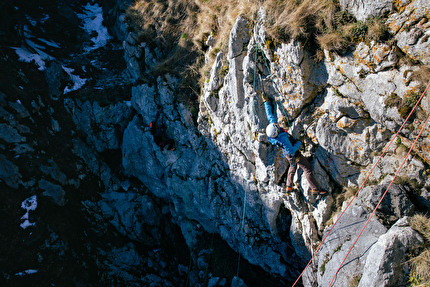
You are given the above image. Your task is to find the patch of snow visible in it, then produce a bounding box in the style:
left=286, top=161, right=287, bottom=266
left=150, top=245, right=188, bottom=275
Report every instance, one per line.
left=13, top=47, right=48, bottom=71
left=15, top=269, right=39, bottom=277
left=62, top=66, right=87, bottom=94
left=78, top=3, right=111, bottom=52
left=20, top=195, right=37, bottom=229
left=12, top=26, right=54, bottom=71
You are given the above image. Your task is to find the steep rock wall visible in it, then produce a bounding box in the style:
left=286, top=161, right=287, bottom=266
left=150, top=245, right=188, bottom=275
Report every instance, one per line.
left=111, top=2, right=430, bottom=284
left=3, top=0, right=428, bottom=286
left=111, top=3, right=430, bottom=284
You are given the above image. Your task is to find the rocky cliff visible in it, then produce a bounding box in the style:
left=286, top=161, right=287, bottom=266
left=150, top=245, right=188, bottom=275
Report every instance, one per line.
left=0, top=0, right=429, bottom=286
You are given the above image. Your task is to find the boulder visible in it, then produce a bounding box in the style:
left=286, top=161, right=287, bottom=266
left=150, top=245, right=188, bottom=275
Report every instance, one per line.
left=358, top=217, right=424, bottom=287
left=65, top=99, right=133, bottom=152
left=363, top=184, right=415, bottom=226
left=0, top=123, right=25, bottom=143
left=45, top=61, right=67, bottom=100
left=317, top=202, right=387, bottom=286
left=99, top=191, right=161, bottom=242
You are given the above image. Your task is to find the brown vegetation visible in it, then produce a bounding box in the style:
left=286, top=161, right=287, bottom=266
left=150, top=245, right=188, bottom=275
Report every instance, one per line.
left=125, top=0, right=392, bottom=98
left=409, top=214, right=430, bottom=286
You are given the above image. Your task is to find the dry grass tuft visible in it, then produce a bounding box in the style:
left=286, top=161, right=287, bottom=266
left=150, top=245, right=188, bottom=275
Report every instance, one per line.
left=317, top=32, right=347, bottom=52
left=409, top=214, right=430, bottom=286
left=265, top=0, right=338, bottom=42
left=366, top=17, right=389, bottom=42
left=410, top=214, right=430, bottom=242
left=125, top=0, right=393, bottom=104
left=126, top=0, right=263, bottom=90
left=324, top=187, right=357, bottom=226
left=410, top=249, right=430, bottom=286
left=411, top=65, right=430, bottom=95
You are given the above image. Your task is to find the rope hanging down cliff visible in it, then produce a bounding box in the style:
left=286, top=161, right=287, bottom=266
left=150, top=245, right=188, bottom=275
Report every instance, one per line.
left=236, top=38, right=260, bottom=278
left=292, top=80, right=430, bottom=286
left=328, top=109, right=430, bottom=286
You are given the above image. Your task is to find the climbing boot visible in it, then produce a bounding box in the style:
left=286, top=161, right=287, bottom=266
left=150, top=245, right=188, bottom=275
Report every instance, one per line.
left=311, top=189, right=327, bottom=196
left=286, top=186, right=293, bottom=195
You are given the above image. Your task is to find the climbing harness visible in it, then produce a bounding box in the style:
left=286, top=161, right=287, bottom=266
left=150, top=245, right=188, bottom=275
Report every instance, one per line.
left=292, top=80, right=430, bottom=286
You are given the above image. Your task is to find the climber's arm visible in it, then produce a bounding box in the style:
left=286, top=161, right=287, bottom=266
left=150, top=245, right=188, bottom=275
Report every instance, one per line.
left=264, top=102, right=277, bottom=124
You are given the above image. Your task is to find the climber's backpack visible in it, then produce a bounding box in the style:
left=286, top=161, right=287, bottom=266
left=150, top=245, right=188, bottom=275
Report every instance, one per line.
left=280, top=127, right=298, bottom=146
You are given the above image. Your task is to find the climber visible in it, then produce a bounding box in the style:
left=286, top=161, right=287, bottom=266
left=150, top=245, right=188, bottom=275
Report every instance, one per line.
left=261, top=92, right=326, bottom=196
left=149, top=109, right=176, bottom=151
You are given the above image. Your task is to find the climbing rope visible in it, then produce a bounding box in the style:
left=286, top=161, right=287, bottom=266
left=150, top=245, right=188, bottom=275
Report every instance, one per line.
left=255, top=42, right=292, bottom=128
left=329, top=110, right=430, bottom=287
left=236, top=38, right=260, bottom=277
left=292, top=80, right=430, bottom=286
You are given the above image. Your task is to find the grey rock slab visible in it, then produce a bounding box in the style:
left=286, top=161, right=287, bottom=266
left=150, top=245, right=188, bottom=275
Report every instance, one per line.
left=39, top=179, right=66, bottom=206
left=317, top=203, right=387, bottom=286
left=358, top=217, right=424, bottom=287
left=340, top=0, right=393, bottom=21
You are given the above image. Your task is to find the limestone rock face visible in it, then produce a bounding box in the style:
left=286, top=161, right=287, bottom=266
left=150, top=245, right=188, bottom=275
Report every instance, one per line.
left=4, top=1, right=429, bottom=286
left=358, top=217, right=424, bottom=287
left=65, top=99, right=133, bottom=152
left=340, top=0, right=393, bottom=21
left=315, top=202, right=387, bottom=286
left=115, top=8, right=430, bottom=283
left=0, top=155, right=21, bottom=189
left=387, top=0, right=430, bottom=64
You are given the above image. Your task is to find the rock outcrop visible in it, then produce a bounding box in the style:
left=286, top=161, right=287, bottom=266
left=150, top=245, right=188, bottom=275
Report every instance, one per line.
left=359, top=217, right=423, bottom=287
left=340, top=0, right=393, bottom=21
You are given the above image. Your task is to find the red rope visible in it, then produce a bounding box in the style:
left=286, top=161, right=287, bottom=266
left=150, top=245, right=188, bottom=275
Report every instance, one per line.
left=292, top=81, right=430, bottom=287
left=328, top=111, right=430, bottom=286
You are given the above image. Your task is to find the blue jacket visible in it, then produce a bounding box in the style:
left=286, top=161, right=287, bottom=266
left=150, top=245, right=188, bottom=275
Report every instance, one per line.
left=264, top=102, right=301, bottom=156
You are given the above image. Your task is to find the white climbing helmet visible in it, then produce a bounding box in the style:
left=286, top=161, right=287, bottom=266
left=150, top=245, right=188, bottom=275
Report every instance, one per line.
left=266, top=123, right=279, bottom=138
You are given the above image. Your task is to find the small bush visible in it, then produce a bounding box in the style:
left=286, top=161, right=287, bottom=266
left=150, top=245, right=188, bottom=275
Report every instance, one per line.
left=393, top=176, right=422, bottom=190
left=351, top=21, right=368, bottom=42
left=404, top=91, right=421, bottom=108
left=334, top=10, right=355, bottom=27
left=348, top=274, right=362, bottom=287
left=384, top=92, right=402, bottom=108
left=398, top=90, right=421, bottom=119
